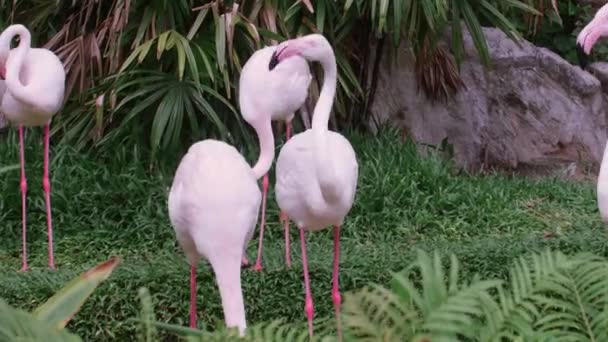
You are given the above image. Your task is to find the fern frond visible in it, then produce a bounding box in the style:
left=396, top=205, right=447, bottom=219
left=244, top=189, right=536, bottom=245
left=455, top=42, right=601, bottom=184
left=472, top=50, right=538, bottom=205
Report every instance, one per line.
left=535, top=253, right=608, bottom=341
left=479, top=249, right=575, bottom=341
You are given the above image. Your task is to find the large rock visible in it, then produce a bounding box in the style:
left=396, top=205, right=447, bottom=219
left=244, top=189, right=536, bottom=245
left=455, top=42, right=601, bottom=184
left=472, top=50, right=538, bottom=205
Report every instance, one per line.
left=369, top=26, right=608, bottom=173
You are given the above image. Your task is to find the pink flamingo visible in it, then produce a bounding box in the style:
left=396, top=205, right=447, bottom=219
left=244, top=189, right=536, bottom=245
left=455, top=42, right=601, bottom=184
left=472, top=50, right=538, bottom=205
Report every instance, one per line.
left=239, top=43, right=311, bottom=270
left=270, top=34, right=359, bottom=340
left=0, top=24, right=66, bottom=271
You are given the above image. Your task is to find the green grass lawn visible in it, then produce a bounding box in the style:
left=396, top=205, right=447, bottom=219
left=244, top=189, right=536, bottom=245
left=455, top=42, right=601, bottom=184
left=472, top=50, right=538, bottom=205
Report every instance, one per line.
left=0, top=128, right=606, bottom=341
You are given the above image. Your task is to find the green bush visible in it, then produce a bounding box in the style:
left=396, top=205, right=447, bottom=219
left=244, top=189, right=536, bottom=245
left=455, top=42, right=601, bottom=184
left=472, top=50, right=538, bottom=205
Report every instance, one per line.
left=0, top=0, right=545, bottom=161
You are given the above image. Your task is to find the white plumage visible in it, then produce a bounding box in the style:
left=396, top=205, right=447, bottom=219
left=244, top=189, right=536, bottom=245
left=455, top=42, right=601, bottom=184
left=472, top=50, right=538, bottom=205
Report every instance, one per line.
left=168, top=140, right=261, bottom=335
left=275, top=130, right=357, bottom=231
left=238, top=44, right=312, bottom=269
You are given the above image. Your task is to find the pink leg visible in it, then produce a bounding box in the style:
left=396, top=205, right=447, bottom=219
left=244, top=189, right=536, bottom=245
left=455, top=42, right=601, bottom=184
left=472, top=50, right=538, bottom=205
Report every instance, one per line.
left=190, top=264, right=197, bottom=328
left=280, top=121, right=292, bottom=267
left=18, top=126, right=28, bottom=272
left=43, top=123, right=55, bottom=270
left=299, top=228, right=314, bottom=337
left=332, top=225, right=343, bottom=340
left=253, top=174, right=269, bottom=271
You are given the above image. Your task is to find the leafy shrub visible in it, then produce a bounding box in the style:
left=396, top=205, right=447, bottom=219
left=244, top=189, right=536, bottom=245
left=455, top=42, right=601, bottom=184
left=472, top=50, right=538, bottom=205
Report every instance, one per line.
left=0, top=0, right=548, bottom=161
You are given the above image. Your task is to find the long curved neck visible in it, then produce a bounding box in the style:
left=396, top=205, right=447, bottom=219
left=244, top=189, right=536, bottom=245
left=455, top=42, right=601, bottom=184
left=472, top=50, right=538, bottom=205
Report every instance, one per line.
left=250, top=118, right=275, bottom=179
left=312, top=51, right=341, bottom=202
left=3, top=25, right=32, bottom=105
left=311, top=55, right=337, bottom=131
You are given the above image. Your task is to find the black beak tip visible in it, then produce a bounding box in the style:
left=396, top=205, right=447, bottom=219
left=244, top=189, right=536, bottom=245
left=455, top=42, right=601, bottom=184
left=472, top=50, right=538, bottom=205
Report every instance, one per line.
left=576, top=44, right=589, bottom=69
left=269, top=51, right=279, bottom=71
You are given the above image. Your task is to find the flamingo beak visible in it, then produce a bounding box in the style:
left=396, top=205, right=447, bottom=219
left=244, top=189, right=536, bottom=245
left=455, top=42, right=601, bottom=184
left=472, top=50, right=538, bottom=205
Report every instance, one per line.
left=577, top=43, right=589, bottom=69
left=269, top=50, right=279, bottom=71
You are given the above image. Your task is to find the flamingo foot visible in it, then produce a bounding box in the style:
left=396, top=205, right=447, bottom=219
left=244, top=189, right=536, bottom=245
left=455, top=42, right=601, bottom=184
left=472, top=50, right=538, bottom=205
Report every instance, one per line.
left=18, top=264, right=29, bottom=273
left=252, top=263, right=263, bottom=272
left=241, top=256, right=249, bottom=268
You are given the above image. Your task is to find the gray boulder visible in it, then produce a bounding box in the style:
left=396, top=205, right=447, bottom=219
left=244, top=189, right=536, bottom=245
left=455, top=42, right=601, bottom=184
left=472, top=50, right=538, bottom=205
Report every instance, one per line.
left=369, top=26, right=608, bottom=174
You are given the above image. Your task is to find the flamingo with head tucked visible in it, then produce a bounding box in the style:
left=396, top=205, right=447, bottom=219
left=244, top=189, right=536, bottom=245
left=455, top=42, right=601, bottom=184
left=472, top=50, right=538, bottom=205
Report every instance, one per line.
left=239, top=43, right=311, bottom=271
left=0, top=24, right=66, bottom=271
left=269, top=33, right=359, bottom=340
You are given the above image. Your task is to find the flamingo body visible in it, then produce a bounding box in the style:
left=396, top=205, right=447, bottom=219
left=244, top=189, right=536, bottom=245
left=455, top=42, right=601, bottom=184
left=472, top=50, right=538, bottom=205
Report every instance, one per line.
left=276, top=129, right=357, bottom=231
left=239, top=46, right=311, bottom=123
left=1, top=48, right=65, bottom=126
left=168, top=139, right=261, bottom=335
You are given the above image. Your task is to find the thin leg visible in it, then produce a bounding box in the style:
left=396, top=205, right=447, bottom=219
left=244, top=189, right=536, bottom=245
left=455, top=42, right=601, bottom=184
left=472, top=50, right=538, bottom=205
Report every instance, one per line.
left=280, top=121, right=292, bottom=267
left=299, top=228, right=314, bottom=337
left=253, top=174, right=269, bottom=271
left=18, top=125, right=28, bottom=272
left=281, top=212, right=291, bottom=267
left=190, top=264, right=197, bottom=328
left=43, top=123, right=55, bottom=270
left=332, top=225, right=343, bottom=341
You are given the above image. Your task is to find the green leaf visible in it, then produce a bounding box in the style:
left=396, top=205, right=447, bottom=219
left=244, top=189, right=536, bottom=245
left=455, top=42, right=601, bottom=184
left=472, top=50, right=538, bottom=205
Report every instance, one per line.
left=33, top=257, right=121, bottom=329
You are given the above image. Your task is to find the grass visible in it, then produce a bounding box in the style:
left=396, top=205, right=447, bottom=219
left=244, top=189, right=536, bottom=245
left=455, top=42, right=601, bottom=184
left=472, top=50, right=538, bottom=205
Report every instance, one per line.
left=0, top=127, right=606, bottom=341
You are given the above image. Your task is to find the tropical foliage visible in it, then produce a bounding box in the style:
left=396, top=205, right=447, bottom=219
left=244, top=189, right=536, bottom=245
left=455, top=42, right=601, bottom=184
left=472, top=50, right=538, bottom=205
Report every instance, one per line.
left=0, top=0, right=561, bottom=161
left=0, top=257, right=120, bottom=341
left=127, top=249, right=608, bottom=341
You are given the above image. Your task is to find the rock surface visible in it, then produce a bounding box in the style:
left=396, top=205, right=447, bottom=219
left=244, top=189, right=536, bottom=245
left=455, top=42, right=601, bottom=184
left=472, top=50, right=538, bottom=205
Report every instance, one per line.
left=369, top=26, right=608, bottom=174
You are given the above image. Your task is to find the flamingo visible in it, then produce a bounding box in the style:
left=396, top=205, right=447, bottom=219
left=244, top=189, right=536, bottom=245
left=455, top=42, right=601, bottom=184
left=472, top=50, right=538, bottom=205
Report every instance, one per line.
left=269, top=33, right=359, bottom=339
left=167, top=106, right=275, bottom=332
left=239, top=44, right=311, bottom=270
left=0, top=24, right=66, bottom=271
left=576, top=4, right=608, bottom=223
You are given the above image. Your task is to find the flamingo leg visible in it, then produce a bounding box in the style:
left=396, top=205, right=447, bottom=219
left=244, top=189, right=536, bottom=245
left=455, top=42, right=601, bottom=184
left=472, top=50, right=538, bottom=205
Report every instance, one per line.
left=332, top=225, right=343, bottom=341
left=18, top=125, right=28, bottom=272
left=43, top=123, right=55, bottom=270
left=299, top=227, right=314, bottom=337
left=253, top=174, right=269, bottom=271
left=190, top=264, right=197, bottom=328
left=280, top=121, right=292, bottom=267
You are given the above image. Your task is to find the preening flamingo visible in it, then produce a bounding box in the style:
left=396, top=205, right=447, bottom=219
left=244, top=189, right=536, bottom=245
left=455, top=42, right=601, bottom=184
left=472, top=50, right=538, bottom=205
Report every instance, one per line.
left=576, top=4, right=608, bottom=223
left=239, top=44, right=311, bottom=270
left=269, top=33, right=359, bottom=339
left=0, top=24, right=66, bottom=271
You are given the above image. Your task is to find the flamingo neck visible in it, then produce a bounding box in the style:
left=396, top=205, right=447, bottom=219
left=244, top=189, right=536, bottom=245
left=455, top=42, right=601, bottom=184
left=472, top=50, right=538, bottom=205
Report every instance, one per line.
left=2, top=25, right=33, bottom=105
left=213, top=263, right=247, bottom=336
left=311, top=54, right=337, bottom=131
left=250, top=118, right=275, bottom=179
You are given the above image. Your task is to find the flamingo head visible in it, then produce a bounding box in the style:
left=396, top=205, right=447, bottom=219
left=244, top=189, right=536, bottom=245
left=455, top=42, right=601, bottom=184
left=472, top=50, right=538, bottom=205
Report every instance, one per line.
left=269, top=33, right=333, bottom=70
left=576, top=3, right=608, bottom=67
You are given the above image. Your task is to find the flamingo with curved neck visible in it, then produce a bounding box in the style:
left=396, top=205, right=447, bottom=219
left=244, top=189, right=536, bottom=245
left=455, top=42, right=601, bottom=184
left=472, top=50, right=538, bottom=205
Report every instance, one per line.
left=239, top=43, right=312, bottom=270
left=0, top=24, right=66, bottom=271
left=269, top=34, right=359, bottom=340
